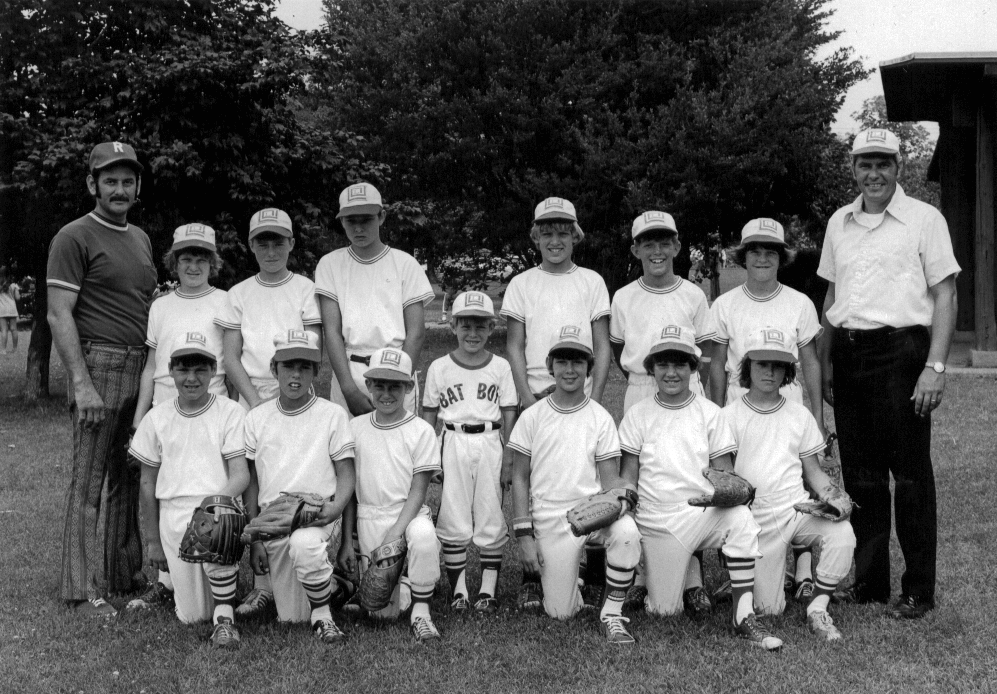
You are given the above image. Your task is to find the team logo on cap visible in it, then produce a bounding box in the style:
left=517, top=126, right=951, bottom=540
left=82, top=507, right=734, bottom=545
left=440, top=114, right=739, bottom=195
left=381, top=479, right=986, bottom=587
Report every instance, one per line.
left=380, top=349, right=403, bottom=367
left=287, top=330, right=309, bottom=345
left=545, top=198, right=566, bottom=209
left=112, top=142, right=124, bottom=153
left=661, top=325, right=682, bottom=339
left=559, top=325, right=581, bottom=340
left=465, top=292, right=485, bottom=307
left=185, top=332, right=207, bottom=346
left=257, top=209, right=280, bottom=221
left=762, top=328, right=786, bottom=344
left=759, top=218, right=779, bottom=232
left=347, top=184, right=369, bottom=202
left=184, top=224, right=207, bottom=238
left=644, top=211, right=668, bottom=223
left=866, top=129, right=888, bottom=143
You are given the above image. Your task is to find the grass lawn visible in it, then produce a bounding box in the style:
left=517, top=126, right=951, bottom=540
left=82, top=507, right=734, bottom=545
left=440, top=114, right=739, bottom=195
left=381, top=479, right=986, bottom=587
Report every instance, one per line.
left=1, top=331, right=996, bottom=693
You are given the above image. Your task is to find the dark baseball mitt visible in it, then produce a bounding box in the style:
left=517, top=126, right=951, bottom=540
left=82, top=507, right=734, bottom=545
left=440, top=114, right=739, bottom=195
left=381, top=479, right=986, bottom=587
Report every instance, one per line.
left=794, top=484, right=854, bottom=522
left=566, top=485, right=639, bottom=537
left=687, top=468, right=756, bottom=508
left=358, top=537, right=407, bottom=612
left=240, top=491, right=327, bottom=544
left=179, top=495, right=247, bottom=565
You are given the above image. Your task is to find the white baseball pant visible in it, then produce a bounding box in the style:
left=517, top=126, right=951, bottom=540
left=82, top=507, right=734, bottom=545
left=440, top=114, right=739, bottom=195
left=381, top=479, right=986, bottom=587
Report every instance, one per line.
left=436, top=429, right=508, bottom=551
left=259, top=518, right=342, bottom=622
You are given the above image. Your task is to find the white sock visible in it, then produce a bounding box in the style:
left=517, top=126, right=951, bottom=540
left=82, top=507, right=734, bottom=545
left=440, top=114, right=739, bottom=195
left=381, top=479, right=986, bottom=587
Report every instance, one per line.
left=479, top=569, right=498, bottom=597
left=410, top=601, right=430, bottom=621
left=158, top=570, right=174, bottom=591
left=806, top=594, right=831, bottom=616
left=310, top=605, right=332, bottom=625
left=735, top=593, right=753, bottom=624
left=213, top=604, right=234, bottom=624
left=454, top=572, right=469, bottom=598
left=255, top=572, right=273, bottom=592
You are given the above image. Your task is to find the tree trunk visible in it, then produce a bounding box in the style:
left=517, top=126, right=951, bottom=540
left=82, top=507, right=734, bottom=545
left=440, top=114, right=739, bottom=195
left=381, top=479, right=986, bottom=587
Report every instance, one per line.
left=24, top=274, right=51, bottom=401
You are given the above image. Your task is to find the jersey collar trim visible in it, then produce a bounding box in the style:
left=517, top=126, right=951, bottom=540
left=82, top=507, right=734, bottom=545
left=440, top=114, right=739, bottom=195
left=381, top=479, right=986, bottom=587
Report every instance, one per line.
left=372, top=411, right=416, bottom=430
left=448, top=352, right=493, bottom=370
left=255, top=272, right=293, bottom=288
left=742, top=395, right=786, bottom=414
left=348, top=245, right=391, bottom=265
left=278, top=393, right=317, bottom=416
left=538, top=264, right=578, bottom=276
left=654, top=392, right=696, bottom=410
left=741, top=283, right=783, bottom=303
left=175, top=286, right=217, bottom=299
left=638, top=277, right=682, bottom=294
left=88, top=212, right=130, bottom=232
left=547, top=396, right=589, bottom=415
left=174, top=394, right=216, bottom=418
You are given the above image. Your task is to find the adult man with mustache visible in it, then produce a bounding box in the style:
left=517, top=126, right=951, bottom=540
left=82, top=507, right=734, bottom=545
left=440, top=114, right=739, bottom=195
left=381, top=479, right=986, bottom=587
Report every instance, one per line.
left=47, top=142, right=158, bottom=616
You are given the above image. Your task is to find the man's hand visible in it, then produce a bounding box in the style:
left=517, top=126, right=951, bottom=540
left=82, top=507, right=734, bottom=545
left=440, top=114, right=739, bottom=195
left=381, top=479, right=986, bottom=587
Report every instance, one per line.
left=344, top=387, right=374, bottom=416
left=147, top=541, right=169, bottom=572
left=75, top=380, right=106, bottom=428
left=912, top=368, right=945, bottom=417
left=517, top=536, right=543, bottom=574
left=250, top=541, right=270, bottom=575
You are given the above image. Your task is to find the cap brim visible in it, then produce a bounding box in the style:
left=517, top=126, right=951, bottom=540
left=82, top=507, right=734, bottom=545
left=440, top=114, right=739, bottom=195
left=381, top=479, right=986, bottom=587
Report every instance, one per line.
left=171, top=239, right=216, bottom=252
left=337, top=204, right=383, bottom=218
left=745, top=349, right=796, bottom=363
left=852, top=145, right=899, bottom=156
left=451, top=309, right=495, bottom=318
left=548, top=341, right=593, bottom=356
left=170, top=347, right=215, bottom=360
left=274, top=348, right=321, bottom=363
left=363, top=368, right=413, bottom=382
left=739, top=234, right=787, bottom=247
left=534, top=211, right=577, bottom=222
left=93, top=157, right=144, bottom=173
left=249, top=225, right=293, bottom=239
left=648, top=342, right=701, bottom=358
left=633, top=224, right=678, bottom=240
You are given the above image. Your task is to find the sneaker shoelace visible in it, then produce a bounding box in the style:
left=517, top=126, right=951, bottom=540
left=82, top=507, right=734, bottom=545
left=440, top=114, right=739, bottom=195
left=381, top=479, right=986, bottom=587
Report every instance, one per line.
left=739, top=614, right=772, bottom=638
left=602, top=615, right=631, bottom=637
left=811, top=611, right=835, bottom=629
left=90, top=598, right=110, bottom=608
left=316, top=620, right=344, bottom=639
left=412, top=617, right=438, bottom=640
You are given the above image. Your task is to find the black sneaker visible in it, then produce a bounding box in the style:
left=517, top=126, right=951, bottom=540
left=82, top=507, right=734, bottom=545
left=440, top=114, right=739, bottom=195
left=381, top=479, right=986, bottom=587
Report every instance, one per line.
left=683, top=587, right=712, bottom=621
left=518, top=581, right=543, bottom=611
left=126, top=582, right=175, bottom=611
left=580, top=583, right=602, bottom=611
left=832, top=583, right=889, bottom=605
left=888, top=594, right=935, bottom=620
left=623, top=585, right=648, bottom=612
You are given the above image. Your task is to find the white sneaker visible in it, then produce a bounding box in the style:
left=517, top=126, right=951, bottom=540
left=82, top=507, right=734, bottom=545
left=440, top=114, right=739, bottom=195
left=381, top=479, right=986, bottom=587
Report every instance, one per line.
left=411, top=615, right=441, bottom=643
left=807, top=610, right=843, bottom=642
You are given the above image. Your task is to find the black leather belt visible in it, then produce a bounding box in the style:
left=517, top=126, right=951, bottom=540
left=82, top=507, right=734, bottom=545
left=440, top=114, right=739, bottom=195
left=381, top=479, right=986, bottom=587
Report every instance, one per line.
left=349, top=354, right=371, bottom=366
left=444, top=422, right=501, bottom=434
left=841, top=325, right=923, bottom=344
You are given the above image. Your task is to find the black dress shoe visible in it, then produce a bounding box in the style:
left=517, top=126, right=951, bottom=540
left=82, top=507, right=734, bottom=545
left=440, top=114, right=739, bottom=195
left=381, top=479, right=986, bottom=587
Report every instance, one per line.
left=888, top=594, right=935, bottom=619
left=832, top=583, right=889, bottom=605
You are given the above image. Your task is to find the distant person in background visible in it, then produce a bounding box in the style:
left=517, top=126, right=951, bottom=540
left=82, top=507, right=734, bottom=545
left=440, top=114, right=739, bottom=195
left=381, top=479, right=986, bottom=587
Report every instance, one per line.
left=47, top=142, right=157, bottom=616
left=0, top=266, right=20, bottom=353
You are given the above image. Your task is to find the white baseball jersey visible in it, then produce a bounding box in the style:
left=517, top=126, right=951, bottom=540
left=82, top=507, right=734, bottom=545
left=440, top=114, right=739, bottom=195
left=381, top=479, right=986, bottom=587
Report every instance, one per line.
left=507, top=397, right=620, bottom=503
left=350, top=412, right=441, bottom=509
left=145, top=287, right=229, bottom=403
left=618, top=393, right=737, bottom=505
left=129, top=394, right=246, bottom=500
left=422, top=352, right=518, bottom=424
left=724, top=396, right=825, bottom=500
left=711, top=283, right=821, bottom=402
left=314, top=246, right=434, bottom=356
left=610, top=277, right=715, bottom=374
left=500, top=265, right=611, bottom=392
left=244, top=395, right=355, bottom=506
left=214, top=273, right=321, bottom=380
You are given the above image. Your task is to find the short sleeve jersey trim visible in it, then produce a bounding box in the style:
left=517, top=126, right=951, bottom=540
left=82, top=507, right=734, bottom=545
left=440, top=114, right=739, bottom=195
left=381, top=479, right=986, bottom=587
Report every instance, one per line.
left=145, top=287, right=229, bottom=395
left=421, top=352, right=519, bottom=422
left=350, top=412, right=442, bottom=508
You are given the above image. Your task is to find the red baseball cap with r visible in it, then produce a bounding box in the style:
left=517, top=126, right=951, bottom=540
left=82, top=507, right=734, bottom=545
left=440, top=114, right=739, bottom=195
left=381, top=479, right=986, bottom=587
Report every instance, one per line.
left=89, top=141, right=143, bottom=174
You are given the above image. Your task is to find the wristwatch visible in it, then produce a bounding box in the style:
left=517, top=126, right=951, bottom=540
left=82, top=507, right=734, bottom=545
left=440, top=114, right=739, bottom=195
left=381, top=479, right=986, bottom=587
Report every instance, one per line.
left=925, top=361, right=945, bottom=374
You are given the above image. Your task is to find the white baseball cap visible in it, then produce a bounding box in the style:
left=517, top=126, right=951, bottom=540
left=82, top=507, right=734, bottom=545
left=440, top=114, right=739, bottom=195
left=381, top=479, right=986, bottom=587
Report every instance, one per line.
left=646, top=325, right=701, bottom=359
left=364, top=347, right=414, bottom=383
left=249, top=208, right=293, bottom=240
left=273, top=330, right=321, bottom=363
left=851, top=128, right=901, bottom=156
left=740, top=218, right=786, bottom=246
left=451, top=291, right=495, bottom=318
left=548, top=324, right=593, bottom=356
left=170, top=332, right=215, bottom=361
left=632, top=211, right=678, bottom=240
left=744, top=327, right=797, bottom=363
left=171, top=223, right=216, bottom=252
left=337, top=183, right=383, bottom=218
left=533, top=197, right=585, bottom=239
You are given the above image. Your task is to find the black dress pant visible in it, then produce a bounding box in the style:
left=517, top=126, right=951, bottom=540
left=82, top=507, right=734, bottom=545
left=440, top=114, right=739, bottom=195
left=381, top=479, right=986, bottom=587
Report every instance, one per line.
left=831, top=325, right=935, bottom=600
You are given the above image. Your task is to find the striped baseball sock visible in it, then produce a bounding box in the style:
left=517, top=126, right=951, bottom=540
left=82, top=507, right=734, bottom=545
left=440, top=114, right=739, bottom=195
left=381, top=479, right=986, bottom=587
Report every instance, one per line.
left=303, top=577, right=334, bottom=624
left=724, top=554, right=756, bottom=626
left=209, top=572, right=238, bottom=624
left=479, top=549, right=503, bottom=598
left=583, top=545, right=606, bottom=586
left=411, top=586, right=434, bottom=621
left=442, top=542, right=468, bottom=598
left=794, top=548, right=814, bottom=583
left=600, top=562, right=635, bottom=619
left=806, top=576, right=837, bottom=616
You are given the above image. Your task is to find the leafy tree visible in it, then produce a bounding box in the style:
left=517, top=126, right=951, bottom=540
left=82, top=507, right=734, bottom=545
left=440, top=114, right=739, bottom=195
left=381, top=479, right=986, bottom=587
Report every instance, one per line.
left=0, top=0, right=380, bottom=397
left=316, top=0, right=868, bottom=291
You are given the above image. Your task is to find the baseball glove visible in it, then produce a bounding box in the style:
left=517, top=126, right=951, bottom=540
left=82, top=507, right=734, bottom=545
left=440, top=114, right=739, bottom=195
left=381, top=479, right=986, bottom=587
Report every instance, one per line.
left=240, top=491, right=327, bottom=544
left=794, top=484, right=854, bottom=522
left=358, top=537, right=407, bottom=612
left=687, top=469, right=756, bottom=508
left=566, top=485, right=639, bottom=537
left=179, top=495, right=247, bottom=565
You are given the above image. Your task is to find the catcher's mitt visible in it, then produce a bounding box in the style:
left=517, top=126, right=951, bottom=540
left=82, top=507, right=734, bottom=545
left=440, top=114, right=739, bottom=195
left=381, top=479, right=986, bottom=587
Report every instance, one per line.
left=687, top=469, right=756, bottom=508
left=566, top=485, right=639, bottom=537
left=240, top=491, right=327, bottom=544
left=179, top=495, right=247, bottom=565
left=358, top=537, right=407, bottom=612
left=794, top=485, right=853, bottom=522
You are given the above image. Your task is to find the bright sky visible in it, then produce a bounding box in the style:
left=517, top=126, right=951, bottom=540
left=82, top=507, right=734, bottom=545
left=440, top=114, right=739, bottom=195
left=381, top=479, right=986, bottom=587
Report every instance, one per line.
left=276, top=0, right=997, bottom=140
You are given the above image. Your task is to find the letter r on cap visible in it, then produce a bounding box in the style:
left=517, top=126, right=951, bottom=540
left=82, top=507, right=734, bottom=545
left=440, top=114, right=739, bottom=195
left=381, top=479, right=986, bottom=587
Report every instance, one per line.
left=113, top=142, right=124, bottom=152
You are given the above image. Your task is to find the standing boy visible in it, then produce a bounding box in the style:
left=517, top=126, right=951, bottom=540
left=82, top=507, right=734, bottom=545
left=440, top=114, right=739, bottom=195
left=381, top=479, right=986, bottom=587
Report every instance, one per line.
left=243, top=331, right=356, bottom=643
left=618, top=326, right=783, bottom=651
left=129, top=333, right=249, bottom=647
left=508, top=325, right=641, bottom=644
left=316, top=183, right=435, bottom=416
left=422, top=292, right=518, bottom=612
left=215, top=208, right=322, bottom=618
left=345, top=348, right=444, bottom=642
